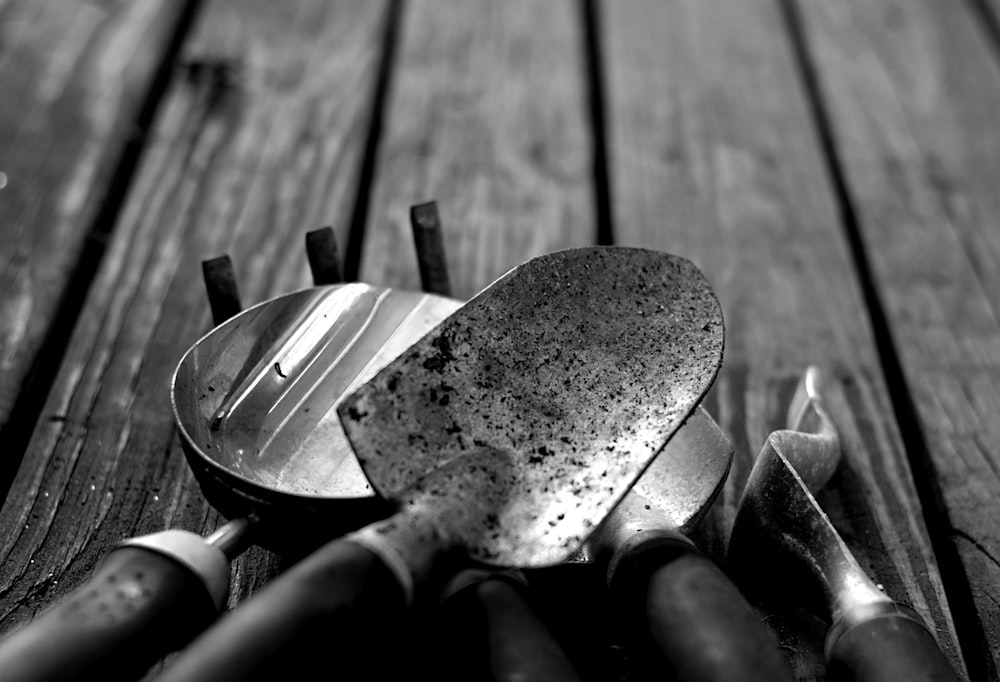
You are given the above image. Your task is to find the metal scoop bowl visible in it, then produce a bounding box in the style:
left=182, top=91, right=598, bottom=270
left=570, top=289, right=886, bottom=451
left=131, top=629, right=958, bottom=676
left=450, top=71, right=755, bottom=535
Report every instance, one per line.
left=171, top=282, right=461, bottom=552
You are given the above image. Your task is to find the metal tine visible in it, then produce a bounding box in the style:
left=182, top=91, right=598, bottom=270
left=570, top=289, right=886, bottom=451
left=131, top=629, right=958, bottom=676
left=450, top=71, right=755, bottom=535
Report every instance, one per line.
left=410, top=201, right=453, bottom=297
left=201, top=255, right=243, bottom=326
left=306, top=226, right=343, bottom=285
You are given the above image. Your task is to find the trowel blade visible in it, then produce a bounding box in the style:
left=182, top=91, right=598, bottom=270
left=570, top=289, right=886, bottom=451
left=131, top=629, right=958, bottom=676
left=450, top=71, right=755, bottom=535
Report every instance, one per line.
left=573, top=406, right=733, bottom=564
left=629, top=406, right=732, bottom=533
left=339, top=247, right=724, bottom=567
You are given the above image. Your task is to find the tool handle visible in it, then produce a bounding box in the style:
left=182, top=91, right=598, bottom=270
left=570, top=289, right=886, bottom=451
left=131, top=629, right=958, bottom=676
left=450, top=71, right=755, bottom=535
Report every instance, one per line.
left=156, top=538, right=407, bottom=682
left=0, top=545, right=220, bottom=682
left=608, top=531, right=793, bottom=682
left=439, top=571, right=582, bottom=682
left=826, top=603, right=960, bottom=681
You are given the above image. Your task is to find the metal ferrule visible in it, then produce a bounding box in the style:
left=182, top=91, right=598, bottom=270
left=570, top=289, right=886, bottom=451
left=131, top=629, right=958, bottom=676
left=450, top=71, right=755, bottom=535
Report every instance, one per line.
left=590, top=491, right=675, bottom=562
left=825, top=600, right=931, bottom=659
left=119, top=529, right=230, bottom=611
left=605, top=527, right=694, bottom=586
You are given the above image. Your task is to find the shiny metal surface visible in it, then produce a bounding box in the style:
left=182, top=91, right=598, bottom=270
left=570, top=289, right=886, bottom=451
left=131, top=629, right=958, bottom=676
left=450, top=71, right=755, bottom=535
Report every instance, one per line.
left=579, top=407, right=732, bottom=565
left=728, top=367, right=892, bottom=627
left=340, top=247, right=725, bottom=567
left=171, top=284, right=461, bottom=543
left=205, top=518, right=255, bottom=560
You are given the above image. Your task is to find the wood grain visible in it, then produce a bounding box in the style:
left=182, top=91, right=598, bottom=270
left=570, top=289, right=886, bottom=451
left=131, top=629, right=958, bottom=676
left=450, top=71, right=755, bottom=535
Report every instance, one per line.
left=601, top=0, right=967, bottom=677
left=793, top=0, right=1000, bottom=676
left=0, top=0, right=392, bottom=675
left=0, top=0, right=189, bottom=474
left=359, top=0, right=595, bottom=297
left=358, top=0, right=612, bottom=677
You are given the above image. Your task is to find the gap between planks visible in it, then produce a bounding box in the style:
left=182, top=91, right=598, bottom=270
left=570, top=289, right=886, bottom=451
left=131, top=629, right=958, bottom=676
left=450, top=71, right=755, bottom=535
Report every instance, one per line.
left=777, top=0, right=985, bottom=677
left=579, top=0, right=615, bottom=246
left=0, top=0, right=205, bottom=512
left=342, top=0, right=405, bottom=282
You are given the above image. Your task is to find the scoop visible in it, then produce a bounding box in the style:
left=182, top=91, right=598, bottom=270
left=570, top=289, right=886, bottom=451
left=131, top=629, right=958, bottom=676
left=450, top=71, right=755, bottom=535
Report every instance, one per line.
left=155, top=246, right=725, bottom=682
left=0, top=283, right=462, bottom=682
left=172, top=282, right=463, bottom=549
left=727, top=366, right=960, bottom=681
left=585, top=407, right=794, bottom=681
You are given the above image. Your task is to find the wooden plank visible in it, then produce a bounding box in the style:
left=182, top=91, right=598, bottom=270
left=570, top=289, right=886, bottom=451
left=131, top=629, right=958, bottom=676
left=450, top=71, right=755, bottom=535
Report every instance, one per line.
left=358, top=0, right=614, bottom=676
left=0, top=0, right=391, bottom=674
left=793, top=0, right=1000, bottom=676
left=601, top=0, right=968, bottom=678
left=0, top=0, right=190, bottom=479
left=359, top=0, right=595, bottom=297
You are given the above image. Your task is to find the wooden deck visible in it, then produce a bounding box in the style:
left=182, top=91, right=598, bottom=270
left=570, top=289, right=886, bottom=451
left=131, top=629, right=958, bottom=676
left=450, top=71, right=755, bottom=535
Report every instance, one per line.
left=1, top=0, right=998, bottom=679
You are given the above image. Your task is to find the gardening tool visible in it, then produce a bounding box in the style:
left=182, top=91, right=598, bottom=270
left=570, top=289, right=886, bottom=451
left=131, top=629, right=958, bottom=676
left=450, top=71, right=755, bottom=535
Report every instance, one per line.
left=0, top=282, right=462, bottom=682
left=585, top=407, right=795, bottom=681
left=172, top=282, right=463, bottom=548
left=154, top=246, right=725, bottom=682
left=727, top=366, right=960, bottom=681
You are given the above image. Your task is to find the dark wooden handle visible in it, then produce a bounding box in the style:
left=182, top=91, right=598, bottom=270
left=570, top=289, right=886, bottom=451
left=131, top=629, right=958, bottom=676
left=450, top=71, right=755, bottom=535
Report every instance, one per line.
left=0, top=547, right=217, bottom=682
left=155, top=539, right=406, bottom=682
left=827, top=606, right=960, bottom=682
left=438, top=573, right=582, bottom=682
left=609, top=534, right=794, bottom=682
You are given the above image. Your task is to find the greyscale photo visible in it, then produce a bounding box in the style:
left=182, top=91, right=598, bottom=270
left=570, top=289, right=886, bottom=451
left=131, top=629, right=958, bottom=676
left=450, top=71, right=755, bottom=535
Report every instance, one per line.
left=0, top=1, right=988, bottom=680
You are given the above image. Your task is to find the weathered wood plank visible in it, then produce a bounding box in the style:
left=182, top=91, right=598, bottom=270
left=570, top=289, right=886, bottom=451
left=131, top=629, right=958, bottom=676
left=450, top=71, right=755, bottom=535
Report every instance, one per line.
left=602, top=0, right=968, bottom=678
left=0, top=1, right=391, bottom=675
left=0, top=0, right=190, bottom=483
left=359, top=0, right=595, bottom=296
left=793, top=0, right=1000, bottom=676
left=358, top=0, right=611, bottom=676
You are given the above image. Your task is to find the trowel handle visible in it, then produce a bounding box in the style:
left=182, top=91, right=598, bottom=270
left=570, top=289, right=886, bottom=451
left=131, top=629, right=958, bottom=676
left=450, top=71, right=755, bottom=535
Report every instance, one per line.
left=438, top=571, right=582, bottom=682
left=156, top=538, right=408, bottom=682
left=0, top=531, right=229, bottom=682
left=608, top=531, right=794, bottom=682
left=826, top=603, right=960, bottom=681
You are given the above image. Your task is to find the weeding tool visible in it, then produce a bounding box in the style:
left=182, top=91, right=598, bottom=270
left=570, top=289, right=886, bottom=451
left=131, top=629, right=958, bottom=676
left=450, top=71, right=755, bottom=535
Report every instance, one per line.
left=727, top=366, right=960, bottom=681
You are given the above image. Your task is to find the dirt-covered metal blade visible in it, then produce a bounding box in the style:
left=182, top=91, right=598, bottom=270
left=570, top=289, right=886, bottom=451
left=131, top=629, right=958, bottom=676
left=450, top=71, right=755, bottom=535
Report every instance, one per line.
left=626, top=406, right=731, bottom=533
left=572, top=407, right=732, bottom=564
left=338, top=247, right=724, bottom=566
